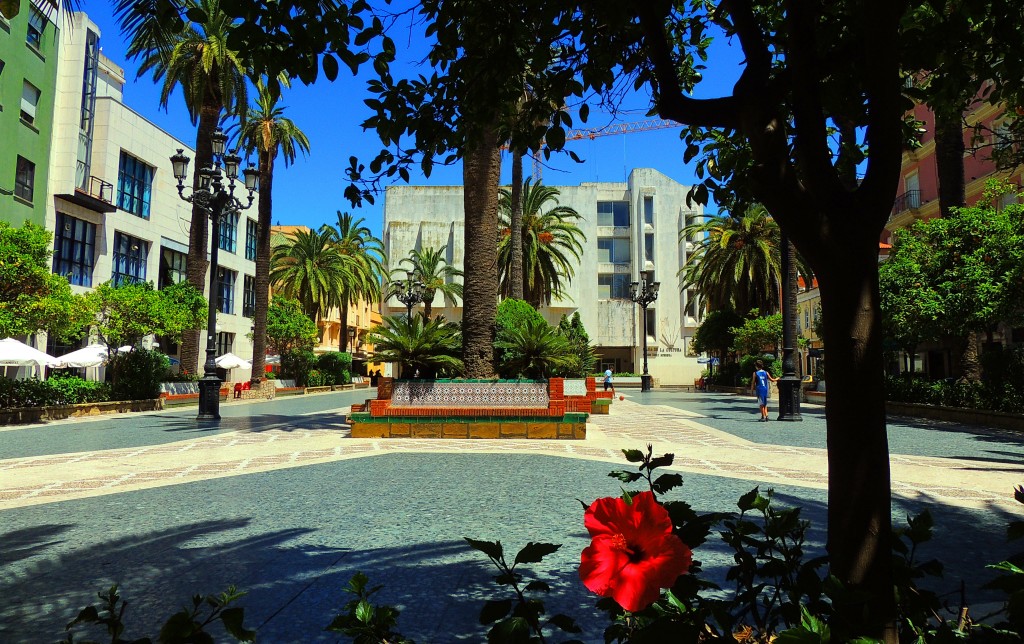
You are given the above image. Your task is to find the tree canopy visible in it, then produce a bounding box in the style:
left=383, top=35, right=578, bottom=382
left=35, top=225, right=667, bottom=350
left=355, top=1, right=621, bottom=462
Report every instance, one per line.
left=265, top=295, right=319, bottom=356
left=90, top=281, right=205, bottom=349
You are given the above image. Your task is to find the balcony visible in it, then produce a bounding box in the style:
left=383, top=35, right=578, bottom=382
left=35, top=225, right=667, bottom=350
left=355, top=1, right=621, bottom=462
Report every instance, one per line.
left=891, top=189, right=921, bottom=215
left=58, top=176, right=116, bottom=214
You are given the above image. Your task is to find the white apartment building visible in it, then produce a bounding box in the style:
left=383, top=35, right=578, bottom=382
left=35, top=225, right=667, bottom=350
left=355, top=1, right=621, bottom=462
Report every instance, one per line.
left=383, top=168, right=706, bottom=385
left=40, top=13, right=257, bottom=379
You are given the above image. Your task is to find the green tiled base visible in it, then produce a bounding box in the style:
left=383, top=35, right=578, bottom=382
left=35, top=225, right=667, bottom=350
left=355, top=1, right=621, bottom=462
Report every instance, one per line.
left=349, top=412, right=588, bottom=440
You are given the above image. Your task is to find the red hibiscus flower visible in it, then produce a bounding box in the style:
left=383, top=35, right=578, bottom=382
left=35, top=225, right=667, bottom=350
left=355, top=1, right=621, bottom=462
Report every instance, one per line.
left=578, top=491, right=692, bottom=612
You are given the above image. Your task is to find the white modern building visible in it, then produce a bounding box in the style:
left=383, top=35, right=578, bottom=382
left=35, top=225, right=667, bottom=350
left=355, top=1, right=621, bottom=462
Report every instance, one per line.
left=383, top=168, right=706, bottom=385
left=39, top=12, right=257, bottom=379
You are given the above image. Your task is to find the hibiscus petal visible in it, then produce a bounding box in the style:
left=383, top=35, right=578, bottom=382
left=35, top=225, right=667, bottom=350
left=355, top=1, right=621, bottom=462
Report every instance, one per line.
left=610, top=561, right=664, bottom=612
left=579, top=538, right=629, bottom=595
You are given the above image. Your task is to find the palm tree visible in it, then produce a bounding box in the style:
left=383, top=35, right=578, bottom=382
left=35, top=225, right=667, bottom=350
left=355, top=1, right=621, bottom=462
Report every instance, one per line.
left=679, top=204, right=810, bottom=316
left=270, top=227, right=348, bottom=325
left=367, top=315, right=463, bottom=379
left=498, top=179, right=586, bottom=308
left=115, top=0, right=248, bottom=375
left=323, top=212, right=385, bottom=352
left=395, top=247, right=464, bottom=320
left=236, top=80, right=310, bottom=380
left=495, top=318, right=571, bottom=379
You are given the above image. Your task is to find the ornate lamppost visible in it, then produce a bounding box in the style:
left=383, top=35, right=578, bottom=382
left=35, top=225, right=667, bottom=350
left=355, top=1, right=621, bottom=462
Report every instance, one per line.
left=630, top=271, right=660, bottom=393
left=170, top=128, right=258, bottom=421
left=776, top=233, right=803, bottom=421
left=396, top=271, right=425, bottom=319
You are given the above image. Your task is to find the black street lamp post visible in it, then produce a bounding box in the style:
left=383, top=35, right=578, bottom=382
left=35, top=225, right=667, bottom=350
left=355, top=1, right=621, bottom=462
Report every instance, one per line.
left=170, top=128, right=258, bottom=421
left=776, top=232, right=803, bottom=421
left=396, top=271, right=425, bottom=319
left=630, top=271, right=660, bottom=393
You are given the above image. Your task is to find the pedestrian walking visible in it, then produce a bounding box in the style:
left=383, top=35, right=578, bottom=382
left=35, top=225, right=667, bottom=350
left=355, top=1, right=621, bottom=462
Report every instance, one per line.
left=603, top=367, right=614, bottom=392
left=750, top=359, right=778, bottom=422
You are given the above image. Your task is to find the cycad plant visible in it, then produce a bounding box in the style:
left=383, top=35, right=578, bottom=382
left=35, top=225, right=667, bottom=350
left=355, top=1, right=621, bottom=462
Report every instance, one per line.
left=495, top=318, right=571, bottom=380
left=367, top=315, right=463, bottom=379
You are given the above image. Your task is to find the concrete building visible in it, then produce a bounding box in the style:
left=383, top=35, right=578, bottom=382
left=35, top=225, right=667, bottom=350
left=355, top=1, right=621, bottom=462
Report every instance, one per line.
left=1, top=0, right=60, bottom=226
left=383, top=168, right=706, bottom=385
left=41, top=13, right=257, bottom=378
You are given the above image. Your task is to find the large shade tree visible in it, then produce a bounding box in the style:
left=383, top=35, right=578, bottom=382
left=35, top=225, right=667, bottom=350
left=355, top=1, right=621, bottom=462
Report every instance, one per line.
left=324, top=212, right=384, bottom=352
left=236, top=80, right=310, bottom=380
left=115, top=0, right=249, bottom=375
left=498, top=179, right=585, bottom=308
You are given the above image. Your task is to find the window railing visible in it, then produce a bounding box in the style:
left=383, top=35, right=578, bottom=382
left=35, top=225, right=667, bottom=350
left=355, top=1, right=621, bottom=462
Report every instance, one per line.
left=76, top=174, right=114, bottom=204
left=892, top=189, right=921, bottom=214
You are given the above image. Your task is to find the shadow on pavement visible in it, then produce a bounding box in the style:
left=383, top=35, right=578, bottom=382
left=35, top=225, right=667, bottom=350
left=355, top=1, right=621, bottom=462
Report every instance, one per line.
left=0, top=523, right=76, bottom=566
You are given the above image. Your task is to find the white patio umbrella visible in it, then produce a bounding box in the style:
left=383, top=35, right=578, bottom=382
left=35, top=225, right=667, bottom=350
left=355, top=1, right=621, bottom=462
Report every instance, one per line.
left=0, top=338, right=61, bottom=378
left=53, top=343, right=110, bottom=368
left=215, top=352, right=252, bottom=370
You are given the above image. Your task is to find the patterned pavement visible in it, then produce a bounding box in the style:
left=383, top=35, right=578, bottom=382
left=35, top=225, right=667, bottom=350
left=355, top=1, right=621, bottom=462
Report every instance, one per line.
left=1, top=394, right=1019, bottom=512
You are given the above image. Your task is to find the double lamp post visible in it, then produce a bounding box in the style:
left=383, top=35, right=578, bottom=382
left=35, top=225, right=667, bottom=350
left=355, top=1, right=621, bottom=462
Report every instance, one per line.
left=170, top=128, right=258, bottom=421
left=630, top=272, right=660, bottom=392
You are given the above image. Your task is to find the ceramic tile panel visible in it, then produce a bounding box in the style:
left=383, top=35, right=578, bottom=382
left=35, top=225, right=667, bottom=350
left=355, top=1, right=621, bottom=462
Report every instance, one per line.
left=391, top=381, right=549, bottom=408
left=563, top=379, right=588, bottom=397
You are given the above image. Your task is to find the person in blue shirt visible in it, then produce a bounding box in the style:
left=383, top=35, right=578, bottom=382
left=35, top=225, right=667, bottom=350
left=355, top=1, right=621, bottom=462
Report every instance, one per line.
left=603, top=368, right=613, bottom=392
left=750, top=359, right=778, bottom=422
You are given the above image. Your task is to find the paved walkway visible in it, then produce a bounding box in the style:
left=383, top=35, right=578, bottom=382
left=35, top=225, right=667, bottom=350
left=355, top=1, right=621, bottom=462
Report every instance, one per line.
left=1, top=393, right=1019, bottom=512
left=1, top=391, right=1021, bottom=642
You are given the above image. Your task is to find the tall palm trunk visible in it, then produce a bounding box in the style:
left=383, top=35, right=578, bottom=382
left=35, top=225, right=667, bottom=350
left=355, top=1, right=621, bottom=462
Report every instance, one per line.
left=181, top=101, right=220, bottom=376
left=422, top=290, right=434, bottom=320
left=461, top=124, right=501, bottom=378
left=340, top=299, right=349, bottom=352
left=250, top=149, right=275, bottom=381
left=510, top=151, right=525, bottom=300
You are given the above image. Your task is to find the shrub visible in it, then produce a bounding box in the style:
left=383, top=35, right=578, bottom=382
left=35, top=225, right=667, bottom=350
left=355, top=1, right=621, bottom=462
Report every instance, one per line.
left=306, top=369, right=326, bottom=387
left=46, top=374, right=110, bottom=405
left=0, top=375, right=111, bottom=408
left=317, top=352, right=353, bottom=385
left=281, top=349, right=317, bottom=386
left=108, top=349, right=171, bottom=401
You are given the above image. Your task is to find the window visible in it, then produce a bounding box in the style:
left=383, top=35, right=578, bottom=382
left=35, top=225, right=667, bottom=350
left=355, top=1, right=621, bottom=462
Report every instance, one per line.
left=644, top=233, right=654, bottom=263
left=54, top=213, right=96, bottom=286
left=804, top=308, right=810, bottom=329
left=112, top=232, right=149, bottom=285
left=598, top=274, right=631, bottom=300
left=21, top=80, right=39, bottom=124
left=216, top=332, right=234, bottom=356
left=597, top=201, right=630, bottom=227
left=645, top=308, right=657, bottom=339
left=15, top=156, right=34, bottom=201
left=219, top=212, right=239, bottom=253
left=643, top=196, right=654, bottom=225
left=245, top=218, right=258, bottom=261
left=26, top=7, right=45, bottom=49
left=218, top=269, right=237, bottom=314
left=243, top=274, right=256, bottom=317
left=117, top=152, right=153, bottom=218
left=159, top=247, right=187, bottom=289
left=597, top=238, right=631, bottom=263
left=685, top=289, right=698, bottom=317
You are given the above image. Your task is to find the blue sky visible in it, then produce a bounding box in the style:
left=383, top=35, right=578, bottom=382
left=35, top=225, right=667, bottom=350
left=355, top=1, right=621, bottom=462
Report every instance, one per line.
left=85, top=5, right=745, bottom=239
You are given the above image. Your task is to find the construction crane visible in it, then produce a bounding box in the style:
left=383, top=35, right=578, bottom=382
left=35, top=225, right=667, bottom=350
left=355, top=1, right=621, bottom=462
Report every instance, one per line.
left=512, top=119, right=682, bottom=181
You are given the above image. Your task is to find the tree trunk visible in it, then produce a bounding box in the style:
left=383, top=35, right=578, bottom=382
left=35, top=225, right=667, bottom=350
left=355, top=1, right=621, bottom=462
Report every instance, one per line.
left=959, top=331, right=981, bottom=381
left=510, top=151, right=525, bottom=300
left=340, top=300, right=349, bottom=352
left=180, top=103, right=220, bottom=376
left=461, top=125, right=501, bottom=378
left=934, top=108, right=966, bottom=218
left=818, top=245, right=895, bottom=640
left=423, top=289, right=433, bottom=320
left=250, top=149, right=275, bottom=382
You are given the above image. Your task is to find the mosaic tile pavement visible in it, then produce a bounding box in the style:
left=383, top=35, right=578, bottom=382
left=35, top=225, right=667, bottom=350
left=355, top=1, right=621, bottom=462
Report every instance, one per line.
left=0, top=397, right=1019, bottom=511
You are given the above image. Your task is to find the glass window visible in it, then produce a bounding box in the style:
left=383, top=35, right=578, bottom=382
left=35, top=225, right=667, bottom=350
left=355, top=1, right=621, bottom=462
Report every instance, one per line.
left=645, top=308, right=657, bottom=338
left=643, top=196, right=654, bottom=225
left=112, top=232, right=149, bottom=286
left=243, top=274, right=256, bottom=317
left=245, top=218, right=258, bottom=261
left=644, top=233, right=654, bottom=263
left=15, top=156, right=34, bottom=201
left=159, top=247, right=188, bottom=289
left=685, top=289, right=697, bottom=317
left=53, top=213, right=96, bottom=287
left=216, top=332, right=234, bottom=356
left=598, top=238, right=631, bottom=263
left=597, top=201, right=630, bottom=227
left=116, top=151, right=154, bottom=218
left=218, top=269, right=237, bottom=314
left=598, top=274, right=631, bottom=300
left=219, top=212, right=239, bottom=253
left=26, top=7, right=44, bottom=48
left=21, top=80, right=39, bottom=124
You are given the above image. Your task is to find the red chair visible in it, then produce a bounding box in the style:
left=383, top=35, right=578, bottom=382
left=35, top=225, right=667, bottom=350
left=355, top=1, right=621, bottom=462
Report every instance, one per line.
left=233, top=382, right=243, bottom=399
left=242, top=381, right=251, bottom=391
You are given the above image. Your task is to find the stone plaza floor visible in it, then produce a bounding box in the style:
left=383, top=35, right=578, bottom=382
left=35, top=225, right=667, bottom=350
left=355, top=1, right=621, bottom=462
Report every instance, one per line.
left=1, top=390, right=1022, bottom=642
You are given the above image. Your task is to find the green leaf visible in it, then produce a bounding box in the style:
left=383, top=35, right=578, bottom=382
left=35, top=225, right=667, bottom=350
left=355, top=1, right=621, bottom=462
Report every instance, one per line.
left=355, top=599, right=375, bottom=624
left=652, top=473, right=684, bottom=494
left=479, top=599, right=512, bottom=624
left=647, top=454, right=675, bottom=470
left=487, top=616, right=531, bottom=643
left=514, top=542, right=561, bottom=565
left=465, top=537, right=504, bottom=561
left=608, top=470, right=644, bottom=483
left=524, top=580, right=550, bottom=593
left=622, top=449, right=645, bottom=463
left=219, top=607, right=255, bottom=642
left=737, top=487, right=761, bottom=511
left=322, top=53, right=339, bottom=82
left=158, top=611, right=197, bottom=641
left=548, top=613, right=582, bottom=633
